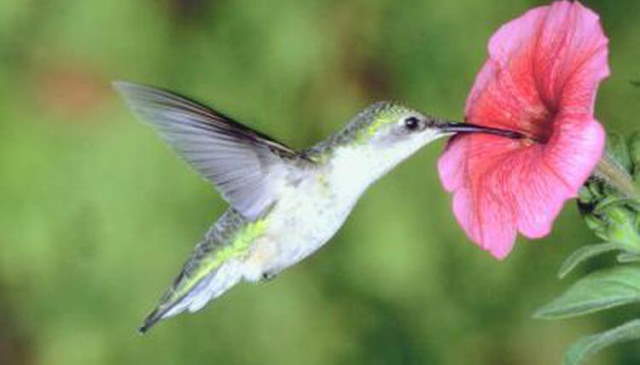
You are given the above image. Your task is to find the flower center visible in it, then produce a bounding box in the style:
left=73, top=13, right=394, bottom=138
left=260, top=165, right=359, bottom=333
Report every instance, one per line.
left=518, top=105, right=554, bottom=144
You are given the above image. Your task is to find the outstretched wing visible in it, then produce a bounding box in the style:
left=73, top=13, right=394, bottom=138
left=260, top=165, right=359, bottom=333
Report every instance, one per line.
left=114, top=81, right=300, bottom=219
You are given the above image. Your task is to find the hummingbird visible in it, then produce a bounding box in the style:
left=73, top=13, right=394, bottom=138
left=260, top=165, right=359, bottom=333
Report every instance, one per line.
left=113, top=81, right=521, bottom=333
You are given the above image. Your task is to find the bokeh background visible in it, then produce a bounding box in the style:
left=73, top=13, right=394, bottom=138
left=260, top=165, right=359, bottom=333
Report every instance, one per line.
left=1, top=0, right=639, bottom=364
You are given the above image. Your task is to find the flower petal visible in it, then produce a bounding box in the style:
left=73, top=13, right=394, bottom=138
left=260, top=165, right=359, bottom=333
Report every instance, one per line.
left=465, top=1, right=609, bottom=137
left=533, top=1, right=609, bottom=113
left=439, top=136, right=524, bottom=259
left=508, top=123, right=604, bottom=239
left=438, top=1, right=609, bottom=259
left=465, top=6, right=548, bottom=133
left=438, top=136, right=469, bottom=192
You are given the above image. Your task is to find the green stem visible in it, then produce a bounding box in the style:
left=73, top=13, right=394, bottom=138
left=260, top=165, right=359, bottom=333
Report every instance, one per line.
left=594, top=153, right=640, bottom=199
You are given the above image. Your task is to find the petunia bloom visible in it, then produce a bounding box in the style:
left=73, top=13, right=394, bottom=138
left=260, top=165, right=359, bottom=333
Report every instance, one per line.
left=438, top=1, right=609, bottom=259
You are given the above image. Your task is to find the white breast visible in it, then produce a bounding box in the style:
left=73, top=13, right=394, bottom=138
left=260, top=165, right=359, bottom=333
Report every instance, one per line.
left=241, top=144, right=396, bottom=281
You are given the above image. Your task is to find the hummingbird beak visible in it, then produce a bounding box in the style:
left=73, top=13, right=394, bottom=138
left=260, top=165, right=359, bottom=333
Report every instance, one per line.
left=439, top=122, right=525, bottom=140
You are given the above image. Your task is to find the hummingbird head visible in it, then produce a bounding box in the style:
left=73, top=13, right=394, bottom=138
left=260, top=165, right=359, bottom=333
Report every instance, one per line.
left=349, top=101, right=520, bottom=160
left=311, top=102, right=521, bottom=189
left=361, top=101, right=521, bottom=146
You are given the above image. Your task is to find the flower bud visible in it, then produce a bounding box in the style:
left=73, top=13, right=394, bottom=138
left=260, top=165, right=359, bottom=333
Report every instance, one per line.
left=579, top=133, right=640, bottom=251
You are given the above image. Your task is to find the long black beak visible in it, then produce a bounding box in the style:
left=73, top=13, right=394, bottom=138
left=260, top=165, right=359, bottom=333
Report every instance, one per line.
left=440, top=122, right=525, bottom=139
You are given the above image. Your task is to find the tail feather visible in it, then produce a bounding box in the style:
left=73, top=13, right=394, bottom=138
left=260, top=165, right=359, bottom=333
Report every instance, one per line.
left=139, top=260, right=244, bottom=334
left=139, top=308, right=166, bottom=334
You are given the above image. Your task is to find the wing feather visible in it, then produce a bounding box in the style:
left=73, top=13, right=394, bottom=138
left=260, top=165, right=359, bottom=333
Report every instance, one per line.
left=114, top=81, right=301, bottom=219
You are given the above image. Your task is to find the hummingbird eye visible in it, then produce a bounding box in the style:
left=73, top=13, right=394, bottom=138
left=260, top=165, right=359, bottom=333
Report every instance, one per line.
left=403, top=116, right=421, bottom=131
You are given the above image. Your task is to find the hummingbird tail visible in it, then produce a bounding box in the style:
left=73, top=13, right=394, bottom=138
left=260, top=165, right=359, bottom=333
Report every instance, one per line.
left=138, top=260, right=244, bottom=334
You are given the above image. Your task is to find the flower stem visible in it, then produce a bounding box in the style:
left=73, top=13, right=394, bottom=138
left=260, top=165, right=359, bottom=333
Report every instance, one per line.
left=594, top=153, right=640, bottom=199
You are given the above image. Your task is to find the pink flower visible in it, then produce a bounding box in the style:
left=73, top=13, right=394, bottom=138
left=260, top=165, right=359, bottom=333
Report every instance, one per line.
left=438, top=1, right=609, bottom=259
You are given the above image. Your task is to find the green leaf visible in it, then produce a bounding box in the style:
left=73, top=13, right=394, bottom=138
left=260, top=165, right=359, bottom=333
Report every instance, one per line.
left=564, top=319, right=640, bottom=365
left=629, top=131, right=640, bottom=179
left=617, top=252, right=640, bottom=263
left=534, top=266, right=640, bottom=319
left=594, top=197, right=640, bottom=212
left=557, top=243, right=620, bottom=279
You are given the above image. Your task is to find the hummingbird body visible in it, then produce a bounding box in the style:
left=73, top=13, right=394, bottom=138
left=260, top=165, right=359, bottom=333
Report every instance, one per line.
left=114, top=82, right=521, bottom=332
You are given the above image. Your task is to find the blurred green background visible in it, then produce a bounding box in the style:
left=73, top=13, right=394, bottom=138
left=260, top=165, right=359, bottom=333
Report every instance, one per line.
left=1, top=0, right=639, bottom=364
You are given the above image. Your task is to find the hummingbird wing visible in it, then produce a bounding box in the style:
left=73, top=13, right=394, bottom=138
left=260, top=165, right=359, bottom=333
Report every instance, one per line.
left=113, top=81, right=303, bottom=220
